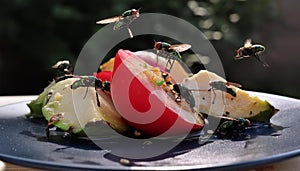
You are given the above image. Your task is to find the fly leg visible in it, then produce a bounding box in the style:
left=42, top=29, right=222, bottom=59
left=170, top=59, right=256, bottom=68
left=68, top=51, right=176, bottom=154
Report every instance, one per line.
left=45, top=122, right=53, bottom=138
left=254, top=54, right=269, bottom=67
left=96, top=91, right=100, bottom=107
left=83, top=87, right=89, bottom=99
left=210, top=88, right=216, bottom=104
left=174, top=94, right=181, bottom=102
left=45, top=114, right=62, bottom=138
left=126, top=25, right=133, bottom=38
left=165, top=54, right=175, bottom=72
left=156, top=50, right=160, bottom=66
left=221, top=91, right=226, bottom=105
left=45, top=91, right=53, bottom=105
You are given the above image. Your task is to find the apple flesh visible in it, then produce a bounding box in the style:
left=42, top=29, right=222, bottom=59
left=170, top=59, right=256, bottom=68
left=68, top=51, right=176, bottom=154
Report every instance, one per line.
left=110, top=49, right=204, bottom=136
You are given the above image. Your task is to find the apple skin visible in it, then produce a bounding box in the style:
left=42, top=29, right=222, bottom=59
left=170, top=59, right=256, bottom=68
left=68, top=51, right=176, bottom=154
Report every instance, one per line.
left=94, top=71, right=112, bottom=82
left=110, top=49, right=203, bottom=136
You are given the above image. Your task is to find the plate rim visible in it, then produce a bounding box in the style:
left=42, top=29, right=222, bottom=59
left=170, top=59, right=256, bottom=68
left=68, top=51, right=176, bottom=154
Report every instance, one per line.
left=2, top=148, right=300, bottom=171
left=1, top=92, right=300, bottom=170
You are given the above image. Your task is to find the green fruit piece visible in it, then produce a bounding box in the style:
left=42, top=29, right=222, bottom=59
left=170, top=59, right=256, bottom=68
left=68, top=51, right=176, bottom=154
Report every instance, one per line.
left=27, top=82, right=55, bottom=118
left=182, top=70, right=279, bottom=122
left=42, top=78, right=129, bottom=134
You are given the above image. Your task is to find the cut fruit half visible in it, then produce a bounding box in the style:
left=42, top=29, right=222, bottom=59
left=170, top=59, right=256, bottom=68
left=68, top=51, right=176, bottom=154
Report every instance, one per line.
left=182, top=70, right=279, bottom=122
left=42, top=77, right=129, bottom=134
left=111, top=49, right=204, bottom=136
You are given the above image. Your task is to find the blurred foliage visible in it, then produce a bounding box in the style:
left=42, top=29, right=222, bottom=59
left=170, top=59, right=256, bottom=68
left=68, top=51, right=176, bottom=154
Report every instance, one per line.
left=1, top=0, right=292, bottom=97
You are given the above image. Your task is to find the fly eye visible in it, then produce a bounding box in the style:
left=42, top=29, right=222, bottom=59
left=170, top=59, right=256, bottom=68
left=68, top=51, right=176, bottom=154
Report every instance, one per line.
left=155, top=42, right=161, bottom=49
left=131, top=9, right=138, bottom=16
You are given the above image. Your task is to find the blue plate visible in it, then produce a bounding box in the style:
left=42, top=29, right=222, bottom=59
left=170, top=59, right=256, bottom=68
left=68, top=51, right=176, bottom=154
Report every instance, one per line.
left=0, top=92, right=300, bottom=170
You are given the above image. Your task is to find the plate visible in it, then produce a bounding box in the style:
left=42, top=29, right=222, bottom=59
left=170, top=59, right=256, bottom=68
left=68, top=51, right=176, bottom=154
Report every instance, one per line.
left=0, top=92, right=300, bottom=170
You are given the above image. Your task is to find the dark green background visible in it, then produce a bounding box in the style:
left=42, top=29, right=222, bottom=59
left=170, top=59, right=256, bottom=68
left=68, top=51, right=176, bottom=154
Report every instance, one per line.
left=0, top=0, right=299, bottom=99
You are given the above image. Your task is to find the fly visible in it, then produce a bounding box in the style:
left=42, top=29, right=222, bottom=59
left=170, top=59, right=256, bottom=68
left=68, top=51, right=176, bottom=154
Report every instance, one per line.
left=52, top=60, right=74, bottom=82
left=70, top=76, right=111, bottom=107
left=96, top=8, right=140, bottom=38
left=209, top=81, right=242, bottom=104
left=215, top=116, right=251, bottom=138
left=172, top=83, right=196, bottom=111
left=154, top=41, right=191, bottom=72
left=235, top=39, right=268, bottom=67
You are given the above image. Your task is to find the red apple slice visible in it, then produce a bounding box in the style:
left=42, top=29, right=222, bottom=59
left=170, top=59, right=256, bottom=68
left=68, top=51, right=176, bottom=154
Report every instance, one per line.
left=111, top=49, right=204, bottom=136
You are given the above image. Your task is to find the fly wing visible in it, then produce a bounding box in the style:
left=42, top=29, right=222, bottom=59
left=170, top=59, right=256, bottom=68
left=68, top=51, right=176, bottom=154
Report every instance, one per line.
left=96, top=16, right=123, bottom=24
left=113, top=16, right=137, bottom=30
left=169, top=44, right=191, bottom=52
left=218, top=116, right=238, bottom=122
left=227, top=82, right=242, bottom=88
left=244, top=39, right=252, bottom=48
left=113, top=20, right=126, bottom=30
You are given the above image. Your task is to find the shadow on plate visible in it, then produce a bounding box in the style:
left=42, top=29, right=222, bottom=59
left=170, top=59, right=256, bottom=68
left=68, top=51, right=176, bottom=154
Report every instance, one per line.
left=19, top=116, right=286, bottom=165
